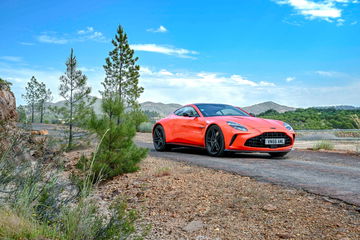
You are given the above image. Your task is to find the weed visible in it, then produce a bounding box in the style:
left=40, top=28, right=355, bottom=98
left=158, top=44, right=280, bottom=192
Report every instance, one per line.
left=154, top=167, right=171, bottom=177
left=312, top=141, right=334, bottom=151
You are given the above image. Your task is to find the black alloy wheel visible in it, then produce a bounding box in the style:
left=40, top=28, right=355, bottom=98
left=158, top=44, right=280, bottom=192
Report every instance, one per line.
left=153, top=125, right=170, bottom=151
left=205, top=125, right=225, bottom=157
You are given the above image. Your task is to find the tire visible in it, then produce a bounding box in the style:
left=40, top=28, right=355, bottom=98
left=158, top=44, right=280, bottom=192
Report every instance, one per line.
left=269, top=152, right=288, bottom=158
left=153, top=125, right=171, bottom=152
left=205, top=125, right=225, bottom=157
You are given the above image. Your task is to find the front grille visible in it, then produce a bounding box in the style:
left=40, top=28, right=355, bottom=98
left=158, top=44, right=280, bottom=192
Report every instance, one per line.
left=244, top=132, right=292, bottom=148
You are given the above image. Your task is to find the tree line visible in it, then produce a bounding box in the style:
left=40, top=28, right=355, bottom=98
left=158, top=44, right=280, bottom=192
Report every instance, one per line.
left=19, top=25, right=147, bottom=179
left=258, top=108, right=360, bottom=130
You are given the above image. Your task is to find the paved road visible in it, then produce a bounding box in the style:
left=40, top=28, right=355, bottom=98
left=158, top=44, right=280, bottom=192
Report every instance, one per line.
left=137, top=141, right=360, bottom=206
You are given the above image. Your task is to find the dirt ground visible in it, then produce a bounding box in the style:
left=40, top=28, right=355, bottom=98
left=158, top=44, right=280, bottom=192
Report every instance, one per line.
left=294, top=140, right=360, bottom=153
left=97, top=156, right=360, bottom=240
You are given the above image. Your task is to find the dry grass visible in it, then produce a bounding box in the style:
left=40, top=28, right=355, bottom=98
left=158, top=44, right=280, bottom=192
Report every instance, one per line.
left=154, top=167, right=171, bottom=177
left=312, top=140, right=335, bottom=150
left=0, top=208, right=56, bottom=240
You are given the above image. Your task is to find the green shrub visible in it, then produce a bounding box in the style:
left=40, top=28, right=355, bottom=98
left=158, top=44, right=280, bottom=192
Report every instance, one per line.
left=312, top=141, right=334, bottom=150
left=137, top=122, right=153, bottom=133
left=87, top=98, right=148, bottom=181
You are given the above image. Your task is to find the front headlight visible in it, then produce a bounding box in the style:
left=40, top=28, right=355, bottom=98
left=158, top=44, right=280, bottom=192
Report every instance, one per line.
left=283, top=122, right=293, bottom=131
left=227, top=121, right=248, bottom=131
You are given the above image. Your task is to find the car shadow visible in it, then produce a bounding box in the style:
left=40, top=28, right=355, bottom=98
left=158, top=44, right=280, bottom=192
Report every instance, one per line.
left=166, top=146, right=286, bottom=159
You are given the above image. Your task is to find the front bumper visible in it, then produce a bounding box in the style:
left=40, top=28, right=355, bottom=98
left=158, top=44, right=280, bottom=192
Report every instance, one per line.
left=225, top=130, right=295, bottom=152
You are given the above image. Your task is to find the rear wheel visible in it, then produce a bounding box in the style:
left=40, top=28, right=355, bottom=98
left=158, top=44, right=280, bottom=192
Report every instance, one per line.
left=269, top=152, right=288, bottom=158
left=205, top=125, right=225, bottom=157
left=153, top=125, right=171, bottom=151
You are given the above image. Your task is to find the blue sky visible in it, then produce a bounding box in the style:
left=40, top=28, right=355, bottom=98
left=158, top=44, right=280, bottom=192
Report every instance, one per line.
left=0, top=0, right=359, bottom=107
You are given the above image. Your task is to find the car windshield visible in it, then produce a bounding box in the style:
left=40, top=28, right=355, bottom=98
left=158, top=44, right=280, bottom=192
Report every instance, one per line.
left=195, top=104, right=250, bottom=117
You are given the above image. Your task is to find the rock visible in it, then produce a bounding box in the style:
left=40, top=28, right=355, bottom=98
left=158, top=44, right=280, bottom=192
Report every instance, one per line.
left=262, top=204, right=277, bottom=211
left=183, top=220, right=205, bottom=233
left=31, top=130, right=49, bottom=135
left=0, top=85, right=17, bottom=122
left=39, top=129, right=49, bottom=135
left=276, top=233, right=294, bottom=239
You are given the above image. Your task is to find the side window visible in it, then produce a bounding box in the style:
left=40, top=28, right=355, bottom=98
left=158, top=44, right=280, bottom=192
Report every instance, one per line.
left=174, top=107, right=186, bottom=116
left=174, top=106, right=200, bottom=117
left=183, top=106, right=200, bottom=117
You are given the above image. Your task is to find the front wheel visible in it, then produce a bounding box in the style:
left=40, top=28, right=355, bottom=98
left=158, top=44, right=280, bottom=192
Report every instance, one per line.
left=205, top=125, right=225, bottom=157
left=153, top=125, right=171, bottom=151
left=269, top=152, right=288, bottom=158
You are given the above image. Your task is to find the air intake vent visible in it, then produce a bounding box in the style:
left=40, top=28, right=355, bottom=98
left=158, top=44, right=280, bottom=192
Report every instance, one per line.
left=244, top=132, right=292, bottom=148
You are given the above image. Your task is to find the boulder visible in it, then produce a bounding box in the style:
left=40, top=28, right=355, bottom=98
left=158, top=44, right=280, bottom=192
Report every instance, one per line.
left=0, top=85, right=17, bottom=122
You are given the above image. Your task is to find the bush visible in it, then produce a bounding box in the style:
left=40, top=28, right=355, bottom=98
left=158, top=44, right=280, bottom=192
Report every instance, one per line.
left=312, top=141, right=334, bottom=150
left=137, top=122, right=153, bottom=133
left=87, top=98, right=148, bottom=181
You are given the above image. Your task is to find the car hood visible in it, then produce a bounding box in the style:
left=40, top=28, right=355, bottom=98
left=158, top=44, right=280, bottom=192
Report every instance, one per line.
left=210, top=116, right=285, bottom=130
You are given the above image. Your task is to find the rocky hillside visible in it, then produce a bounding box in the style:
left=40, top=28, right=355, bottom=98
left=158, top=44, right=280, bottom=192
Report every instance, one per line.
left=0, top=80, right=17, bottom=123
left=242, top=101, right=296, bottom=115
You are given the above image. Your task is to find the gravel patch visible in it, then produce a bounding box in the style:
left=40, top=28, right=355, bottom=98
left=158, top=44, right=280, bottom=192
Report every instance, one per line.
left=99, top=156, right=360, bottom=239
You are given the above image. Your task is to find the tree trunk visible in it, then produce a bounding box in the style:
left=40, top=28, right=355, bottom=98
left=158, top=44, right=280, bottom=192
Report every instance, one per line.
left=40, top=102, right=44, bottom=123
left=68, top=74, right=74, bottom=150
left=68, top=100, right=73, bottom=149
left=117, top=62, right=123, bottom=125
left=31, top=102, right=34, bottom=123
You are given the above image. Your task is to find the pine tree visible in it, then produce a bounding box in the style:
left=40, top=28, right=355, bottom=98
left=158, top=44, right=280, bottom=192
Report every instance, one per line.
left=22, top=76, right=40, bottom=123
left=37, top=82, right=52, bottom=123
left=86, top=25, right=147, bottom=180
left=102, top=25, right=144, bottom=124
left=59, top=48, right=91, bottom=149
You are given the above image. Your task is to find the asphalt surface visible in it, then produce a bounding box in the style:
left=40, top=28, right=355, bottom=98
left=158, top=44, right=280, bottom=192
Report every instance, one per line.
left=137, top=141, right=360, bottom=206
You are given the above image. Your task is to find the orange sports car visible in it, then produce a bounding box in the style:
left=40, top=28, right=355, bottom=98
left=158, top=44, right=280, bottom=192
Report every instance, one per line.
left=152, top=103, right=295, bottom=157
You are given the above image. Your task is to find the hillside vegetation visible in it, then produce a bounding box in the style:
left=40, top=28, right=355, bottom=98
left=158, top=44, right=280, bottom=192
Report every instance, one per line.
left=258, top=108, right=360, bottom=130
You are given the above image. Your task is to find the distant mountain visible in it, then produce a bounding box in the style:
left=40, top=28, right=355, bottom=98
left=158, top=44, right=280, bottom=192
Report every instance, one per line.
left=315, top=105, right=360, bottom=110
left=26, top=98, right=181, bottom=121
left=242, top=101, right=296, bottom=115
left=45, top=98, right=181, bottom=116
left=140, top=101, right=182, bottom=117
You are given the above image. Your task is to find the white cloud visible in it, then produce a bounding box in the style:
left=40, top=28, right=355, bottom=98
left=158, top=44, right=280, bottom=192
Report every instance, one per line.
left=19, top=42, right=35, bottom=46
left=316, top=70, right=336, bottom=77
left=147, top=25, right=168, bottom=33
left=37, top=27, right=107, bottom=44
left=78, top=67, right=98, bottom=72
left=336, top=18, right=345, bottom=26
left=37, top=34, right=69, bottom=44
left=286, top=76, right=296, bottom=82
left=274, top=0, right=359, bottom=22
left=230, top=75, right=258, bottom=86
left=130, top=44, right=198, bottom=58
left=0, top=56, right=23, bottom=62
left=78, top=26, right=94, bottom=34
left=138, top=67, right=360, bottom=107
